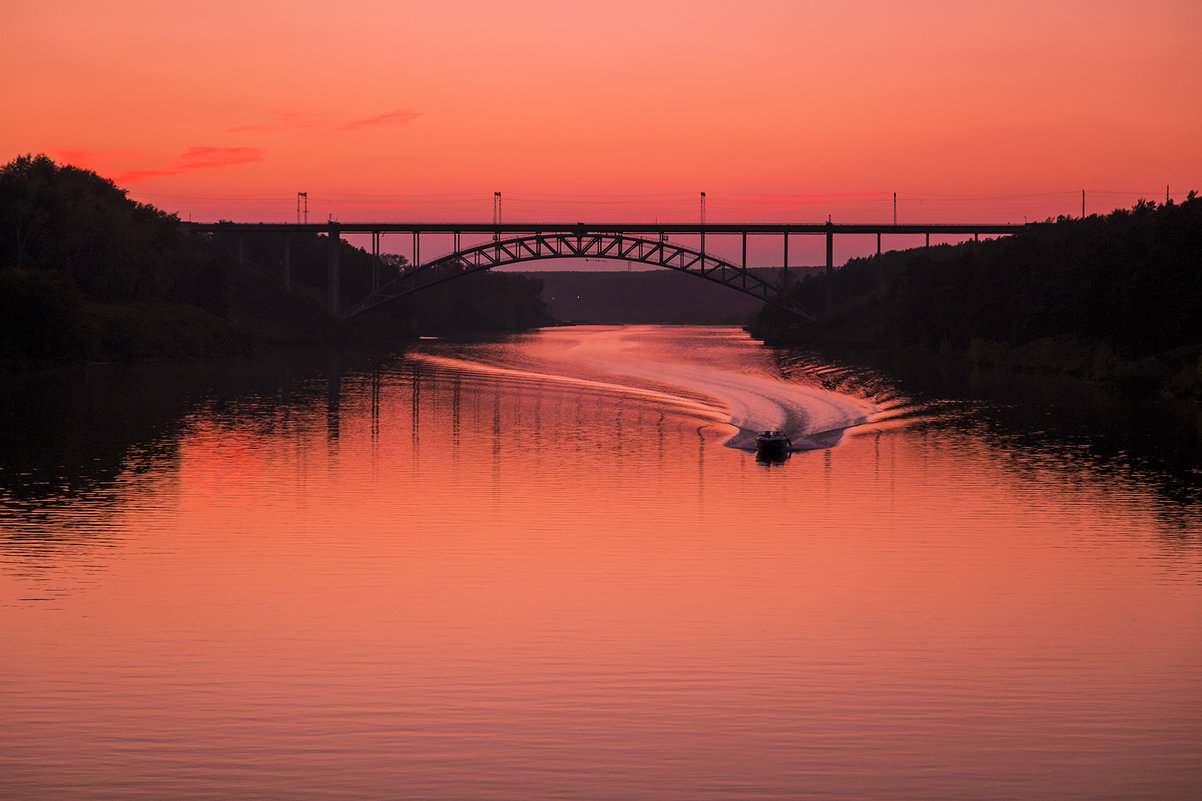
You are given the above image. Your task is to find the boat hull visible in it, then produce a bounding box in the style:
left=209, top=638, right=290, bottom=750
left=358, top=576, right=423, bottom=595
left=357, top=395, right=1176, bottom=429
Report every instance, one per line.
left=754, top=431, right=792, bottom=455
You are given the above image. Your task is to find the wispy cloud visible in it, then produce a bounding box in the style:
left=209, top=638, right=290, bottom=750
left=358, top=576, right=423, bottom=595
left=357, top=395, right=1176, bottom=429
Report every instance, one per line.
left=53, top=149, right=142, bottom=172
left=226, top=109, right=421, bottom=135
left=111, top=146, right=266, bottom=184
left=342, top=109, right=422, bottom=131
left=226, top=111, right=323, bottom=134
left=176, top=146, right=265, bottom=170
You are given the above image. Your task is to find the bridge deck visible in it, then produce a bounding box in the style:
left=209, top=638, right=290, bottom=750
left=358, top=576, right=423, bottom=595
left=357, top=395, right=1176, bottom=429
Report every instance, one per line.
left=187, top=221, right=1026, bottom=235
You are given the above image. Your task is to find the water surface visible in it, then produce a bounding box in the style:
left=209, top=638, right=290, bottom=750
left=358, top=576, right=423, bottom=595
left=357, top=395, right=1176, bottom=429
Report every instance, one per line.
left=2, top=326, right=1200, bottom=800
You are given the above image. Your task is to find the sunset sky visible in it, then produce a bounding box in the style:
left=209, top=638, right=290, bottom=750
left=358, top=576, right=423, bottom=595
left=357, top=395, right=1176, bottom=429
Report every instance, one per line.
left=6, top=0, right=1200, bottom=234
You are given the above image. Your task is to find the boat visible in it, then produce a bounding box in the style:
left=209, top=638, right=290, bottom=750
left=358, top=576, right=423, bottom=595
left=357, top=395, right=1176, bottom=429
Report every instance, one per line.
left=755, top=430, right=792, bottom=456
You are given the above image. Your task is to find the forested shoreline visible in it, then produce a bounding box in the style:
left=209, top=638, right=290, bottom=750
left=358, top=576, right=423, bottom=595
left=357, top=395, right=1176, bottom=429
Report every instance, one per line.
left=749, top=195, right=1202, bottom=398
left=0, top=155, right=552, bottom=367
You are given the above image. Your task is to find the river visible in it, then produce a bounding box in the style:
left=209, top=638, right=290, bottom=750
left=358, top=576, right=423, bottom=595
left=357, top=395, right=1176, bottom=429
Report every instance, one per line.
left=2, top=325, right=1200, bottom=800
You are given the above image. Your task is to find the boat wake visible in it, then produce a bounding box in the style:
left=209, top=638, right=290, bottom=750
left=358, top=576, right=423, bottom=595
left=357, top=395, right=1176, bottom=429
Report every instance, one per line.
left=413, top=326, right=881, bottom=453
left=564, top=328, right=878, bottom=451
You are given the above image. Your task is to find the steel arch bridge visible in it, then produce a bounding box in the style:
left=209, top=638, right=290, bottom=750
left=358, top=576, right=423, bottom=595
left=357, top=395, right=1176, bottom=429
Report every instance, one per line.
left=186, top=219, right=1026, bottom=321
left=345, top=231, right=816, bottom=320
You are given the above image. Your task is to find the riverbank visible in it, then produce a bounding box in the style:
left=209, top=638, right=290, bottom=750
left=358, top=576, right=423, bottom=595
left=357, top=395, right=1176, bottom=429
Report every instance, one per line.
left=771, top=331, right=1202, bottom=400
left=1, top=156, right=553, bottom=370
left=749, top=194, right=1202, bottom=401
left=957, top=336, right=1202, bottom=397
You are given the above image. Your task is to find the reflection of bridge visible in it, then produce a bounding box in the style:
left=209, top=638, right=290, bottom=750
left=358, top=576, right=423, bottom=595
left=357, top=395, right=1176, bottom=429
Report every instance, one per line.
left=186, top=221, right=1025, bottom=321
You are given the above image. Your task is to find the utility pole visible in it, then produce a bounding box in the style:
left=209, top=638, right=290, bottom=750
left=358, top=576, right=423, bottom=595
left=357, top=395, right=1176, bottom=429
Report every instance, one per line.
left=893, top=192, right=897, bottom=225
left=297, top=192, right=308, bottom=224
left=700, top=191, right=706, bottom=258
left=493, top=192, right=502, bottom=242
left=1082, top=190, right=1085, bottom=219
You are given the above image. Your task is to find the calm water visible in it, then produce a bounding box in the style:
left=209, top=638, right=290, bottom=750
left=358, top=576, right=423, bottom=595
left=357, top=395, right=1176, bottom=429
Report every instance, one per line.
left=2, top=325, right=1200, bottom=800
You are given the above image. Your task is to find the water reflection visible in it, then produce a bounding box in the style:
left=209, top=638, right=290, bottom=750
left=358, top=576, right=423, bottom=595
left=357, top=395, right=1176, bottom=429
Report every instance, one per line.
left=774, top=347, right=1202, bottom=513
left=2, top=327, right=1201, bottom=800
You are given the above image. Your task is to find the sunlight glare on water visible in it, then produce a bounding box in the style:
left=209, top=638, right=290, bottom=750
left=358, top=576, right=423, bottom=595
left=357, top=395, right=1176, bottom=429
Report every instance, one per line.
left=1, top=325, right=1200, bottom=800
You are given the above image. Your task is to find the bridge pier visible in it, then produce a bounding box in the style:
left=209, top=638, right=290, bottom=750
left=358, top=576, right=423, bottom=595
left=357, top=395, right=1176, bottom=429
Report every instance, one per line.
left=371, top=231, right=381, bottom=293
left=283, top=236, right=291, bottom=291
left=782, top=233, right=789, bottom=286
left=825, top=224, right=834, bottom=316
left=327, top=224, right=341, bottom=315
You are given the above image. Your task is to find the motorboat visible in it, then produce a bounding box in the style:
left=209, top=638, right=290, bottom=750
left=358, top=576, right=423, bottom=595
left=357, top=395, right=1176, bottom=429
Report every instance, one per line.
left=755, top=430, right=792, bottom=456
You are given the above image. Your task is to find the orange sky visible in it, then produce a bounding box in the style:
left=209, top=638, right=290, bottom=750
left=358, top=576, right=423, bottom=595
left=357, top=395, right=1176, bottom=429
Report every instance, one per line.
left=5, top=0, right=1201, bottom=227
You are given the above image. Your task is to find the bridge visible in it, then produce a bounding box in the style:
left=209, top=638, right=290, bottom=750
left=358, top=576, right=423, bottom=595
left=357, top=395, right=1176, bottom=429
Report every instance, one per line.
left=185, top=220, right=1026, bottom=322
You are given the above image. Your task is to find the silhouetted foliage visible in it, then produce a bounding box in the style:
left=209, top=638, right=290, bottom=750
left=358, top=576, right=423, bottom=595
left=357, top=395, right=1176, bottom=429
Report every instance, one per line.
left=204, top=227, right=553, bottom=338
left=0, top=154, right=243, bottom=363
left=749, top=196, right=1202, bottom=394
left=0, top=155, right=552, bottom=362
left=751, top=195, right=1202, bottom=368
left=389, top=271, right=554, bottom=336
left=0, top=268, right=87, bottom=361
left=204, top=228, right=409, bottom=307
left=0, top=154, right=214, bottom=303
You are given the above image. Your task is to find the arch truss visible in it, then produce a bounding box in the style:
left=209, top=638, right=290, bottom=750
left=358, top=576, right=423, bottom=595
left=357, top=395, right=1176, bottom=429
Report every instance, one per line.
left=345, top=231, right=816, bottom=320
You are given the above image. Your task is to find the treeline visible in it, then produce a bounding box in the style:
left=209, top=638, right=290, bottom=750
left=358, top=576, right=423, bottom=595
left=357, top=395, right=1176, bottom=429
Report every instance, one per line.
left=0, top=154, right=244, bottom=362
left=749, top=195, right=1202, bottom=394
left=209, top=227, right=552, bottom=339
left=0, top=155, right=552, bottom=365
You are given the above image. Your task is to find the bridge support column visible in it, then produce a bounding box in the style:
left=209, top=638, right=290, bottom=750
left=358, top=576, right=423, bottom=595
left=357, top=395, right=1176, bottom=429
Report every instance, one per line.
left=825, top=224, right=834, bottom=316
left=741, top=232, right=747, bottom=285
left=371, top=231, right=380, bottom=293
left=782, top=233, right=789, bottom=286
left=283, top=236, right=292, bottom=291
left=327, top=224, right=341, bottom=315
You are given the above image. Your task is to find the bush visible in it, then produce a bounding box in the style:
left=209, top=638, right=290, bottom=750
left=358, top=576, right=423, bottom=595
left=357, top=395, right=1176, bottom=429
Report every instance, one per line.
left=0, top=268, right=87, bottom=362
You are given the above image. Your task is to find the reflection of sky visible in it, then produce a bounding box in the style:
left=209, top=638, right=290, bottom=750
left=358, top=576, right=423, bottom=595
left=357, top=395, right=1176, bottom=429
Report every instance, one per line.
left=2, top=326, right=1201, bottom=799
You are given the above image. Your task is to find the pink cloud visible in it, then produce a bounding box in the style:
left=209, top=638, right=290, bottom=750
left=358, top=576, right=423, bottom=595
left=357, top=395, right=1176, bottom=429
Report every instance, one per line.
left=55, top=149, right=114, bottom=164
left=176, top=146, right=265, bottom=170
left=112, top=167, right=183, bottom=184
left=111, top=146, right=266, bottom=184
left=53, top=149, right=141, bottom=172
left=342, top=109, right=422, bottom=131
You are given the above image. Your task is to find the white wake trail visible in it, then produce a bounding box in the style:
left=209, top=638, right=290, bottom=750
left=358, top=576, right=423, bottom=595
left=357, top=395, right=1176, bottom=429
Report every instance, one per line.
left=566, top=327, right=877, bottom=451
